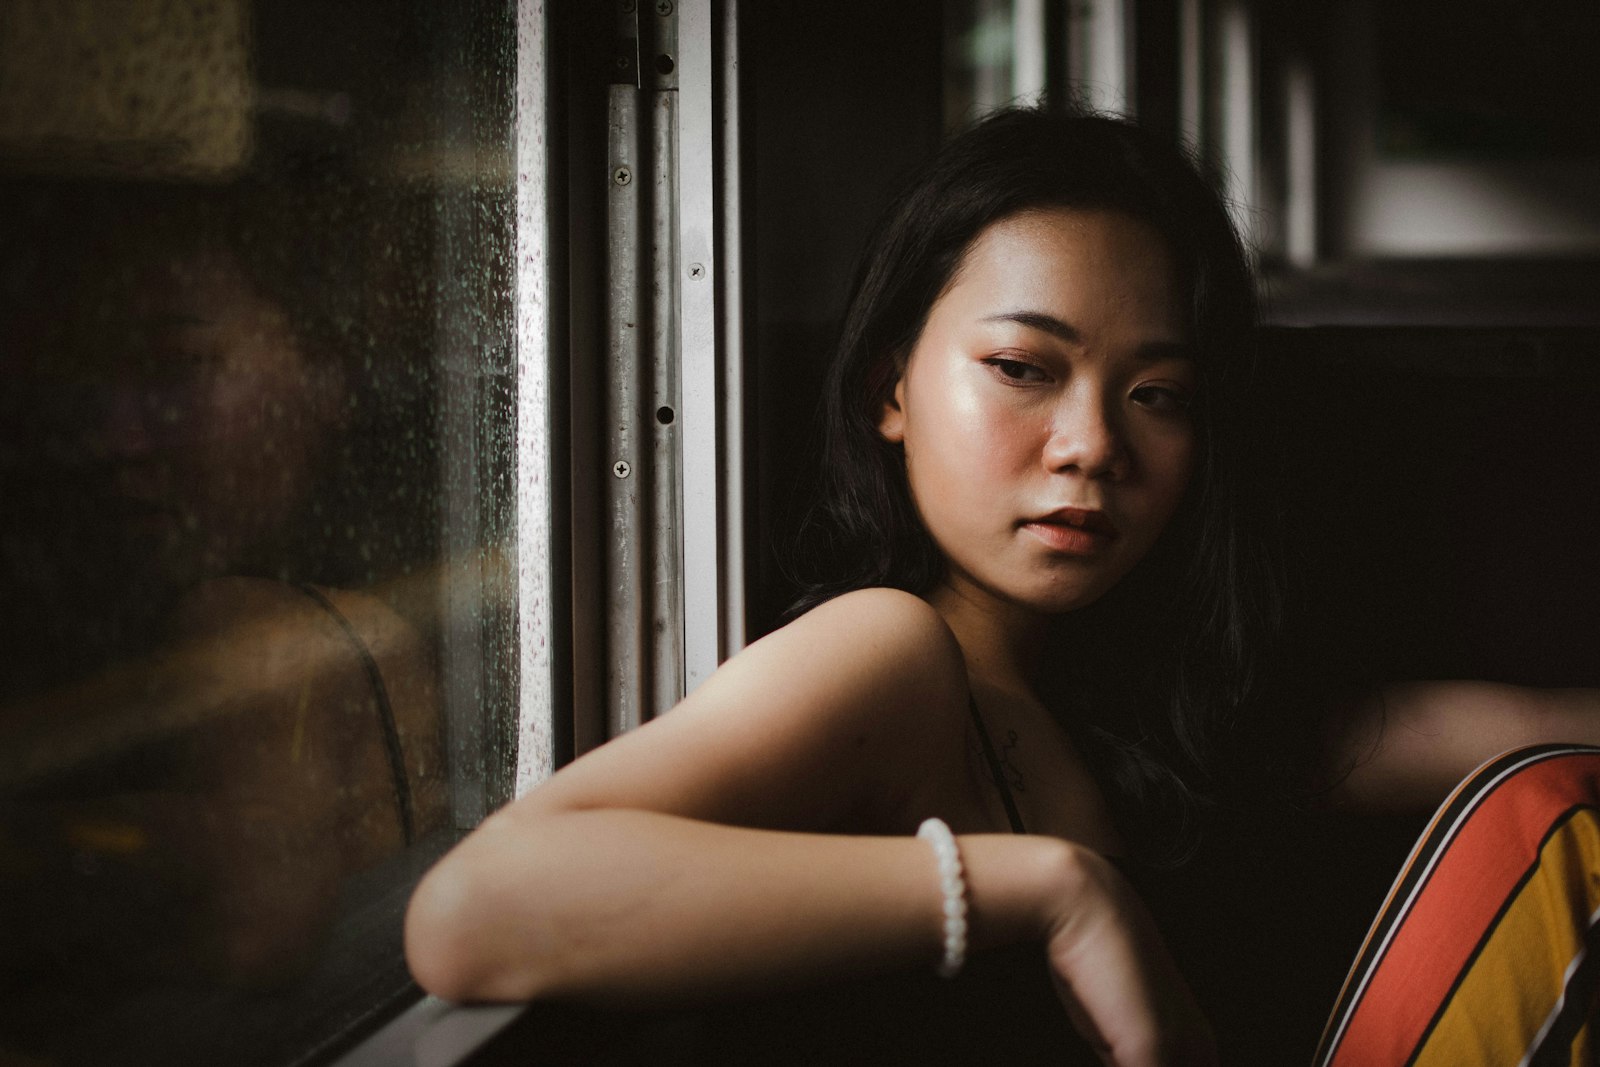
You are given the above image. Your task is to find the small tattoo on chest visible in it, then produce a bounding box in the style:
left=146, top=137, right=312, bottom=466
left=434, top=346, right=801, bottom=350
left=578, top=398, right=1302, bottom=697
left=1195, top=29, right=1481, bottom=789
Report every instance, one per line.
left=972, top=727, right=1026, bottom=793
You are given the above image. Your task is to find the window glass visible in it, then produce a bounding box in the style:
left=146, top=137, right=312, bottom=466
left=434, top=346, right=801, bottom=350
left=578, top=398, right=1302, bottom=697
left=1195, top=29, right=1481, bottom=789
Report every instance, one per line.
left=0, top=1, right=515, bottom=1063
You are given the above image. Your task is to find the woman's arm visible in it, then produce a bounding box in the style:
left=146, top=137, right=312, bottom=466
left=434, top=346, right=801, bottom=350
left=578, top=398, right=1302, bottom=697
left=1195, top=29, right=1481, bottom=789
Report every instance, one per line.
left=408, top=811, right=1206, bottom=1064
left=405, top=588, right=1212, bottom=1065
left=409, top=809, right=1062, bottom=1002
left=1325, top=681, right=1600, bottom=812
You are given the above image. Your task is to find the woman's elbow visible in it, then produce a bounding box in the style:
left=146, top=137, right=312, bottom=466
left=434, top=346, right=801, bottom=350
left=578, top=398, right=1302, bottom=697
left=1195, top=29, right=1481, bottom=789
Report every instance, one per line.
left=404, top=848, right=556, bottom=1004
left=405, top=859, right=490, bottom=1001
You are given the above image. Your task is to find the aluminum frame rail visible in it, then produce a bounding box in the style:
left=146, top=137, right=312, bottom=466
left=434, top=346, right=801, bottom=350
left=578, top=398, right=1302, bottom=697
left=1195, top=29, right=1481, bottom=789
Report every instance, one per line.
left=598, top=0, right=744, bottom=744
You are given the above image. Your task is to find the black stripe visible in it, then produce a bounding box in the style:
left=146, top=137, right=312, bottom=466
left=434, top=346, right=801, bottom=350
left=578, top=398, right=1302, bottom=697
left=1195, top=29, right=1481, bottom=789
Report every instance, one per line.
left=295, top=583, right=416, bottom=845
left=1524, top=892, right=1600, bottom=1066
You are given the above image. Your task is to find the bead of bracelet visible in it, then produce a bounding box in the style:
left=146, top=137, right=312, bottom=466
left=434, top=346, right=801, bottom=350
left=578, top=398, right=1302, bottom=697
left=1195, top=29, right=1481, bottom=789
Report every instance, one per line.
left=916, top=817, right=968, bottom=979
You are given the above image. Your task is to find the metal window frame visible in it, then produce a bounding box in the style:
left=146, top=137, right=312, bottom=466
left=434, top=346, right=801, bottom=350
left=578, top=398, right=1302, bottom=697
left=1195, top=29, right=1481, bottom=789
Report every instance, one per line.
left=677, top=0, right=725, bottom=694
left=600, top=0, right=744, bottom=730
left=511, top=0, right=566, bottom=797
left=507, top=0, right=750, bottom=782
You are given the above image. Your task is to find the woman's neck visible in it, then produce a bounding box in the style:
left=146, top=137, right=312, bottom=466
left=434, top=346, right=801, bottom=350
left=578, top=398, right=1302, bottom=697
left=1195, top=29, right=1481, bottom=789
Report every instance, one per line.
left=925, top=580, right=1050, bottom=698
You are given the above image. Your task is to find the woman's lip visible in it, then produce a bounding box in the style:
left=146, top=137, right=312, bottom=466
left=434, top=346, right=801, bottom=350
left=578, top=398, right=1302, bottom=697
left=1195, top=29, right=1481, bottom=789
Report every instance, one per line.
left=1034, top=507, right=1118, bottom=536
left=1021, top=520, right=1114, bottom=555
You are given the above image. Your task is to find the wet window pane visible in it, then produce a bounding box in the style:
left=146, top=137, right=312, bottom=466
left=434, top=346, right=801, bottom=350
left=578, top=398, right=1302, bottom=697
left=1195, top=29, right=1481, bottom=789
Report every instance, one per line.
left=0, top=1, right=515, bottom=1063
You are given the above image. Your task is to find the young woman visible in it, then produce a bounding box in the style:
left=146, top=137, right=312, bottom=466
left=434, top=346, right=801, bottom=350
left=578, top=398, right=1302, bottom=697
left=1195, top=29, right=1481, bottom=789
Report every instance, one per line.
left=405, top=108, right=1600, bottom=1066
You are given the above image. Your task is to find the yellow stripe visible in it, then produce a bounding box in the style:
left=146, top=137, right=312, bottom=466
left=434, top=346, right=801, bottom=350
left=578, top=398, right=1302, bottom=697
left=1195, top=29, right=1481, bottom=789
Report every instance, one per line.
left=1414, top=810, right=1600, bottom=1067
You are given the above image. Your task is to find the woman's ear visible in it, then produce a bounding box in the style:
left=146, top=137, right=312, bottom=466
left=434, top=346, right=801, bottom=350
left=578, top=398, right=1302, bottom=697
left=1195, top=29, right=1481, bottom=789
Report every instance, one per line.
left=877, top=376, right=907, bottom=444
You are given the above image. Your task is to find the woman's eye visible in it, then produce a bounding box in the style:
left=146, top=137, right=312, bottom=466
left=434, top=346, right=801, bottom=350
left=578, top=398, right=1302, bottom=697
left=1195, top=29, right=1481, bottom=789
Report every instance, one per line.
left=1131, top=383, right=1192, bottom=413
left=983, top=357, right=1048, bottom=384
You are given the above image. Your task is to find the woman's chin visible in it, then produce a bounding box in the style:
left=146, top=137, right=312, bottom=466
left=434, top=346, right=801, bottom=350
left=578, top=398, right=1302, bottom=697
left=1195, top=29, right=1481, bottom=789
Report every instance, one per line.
left=1011, top=580, right=1118, bottom=617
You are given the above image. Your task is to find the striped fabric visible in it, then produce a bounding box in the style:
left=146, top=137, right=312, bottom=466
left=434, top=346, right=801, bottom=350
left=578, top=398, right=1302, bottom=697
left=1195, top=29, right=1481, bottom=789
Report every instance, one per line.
left=1315, top=745, right=1600, bottom=1067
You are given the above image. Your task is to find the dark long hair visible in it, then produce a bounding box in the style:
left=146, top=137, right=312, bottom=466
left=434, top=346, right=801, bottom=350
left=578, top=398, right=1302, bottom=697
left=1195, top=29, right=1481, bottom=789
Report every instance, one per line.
left=785, top=106, right=1284, bottom=861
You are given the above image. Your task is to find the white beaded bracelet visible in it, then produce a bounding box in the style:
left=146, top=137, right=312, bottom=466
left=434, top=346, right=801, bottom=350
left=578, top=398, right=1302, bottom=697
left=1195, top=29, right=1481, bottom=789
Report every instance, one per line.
left=916, top=817, right=968, bottom=979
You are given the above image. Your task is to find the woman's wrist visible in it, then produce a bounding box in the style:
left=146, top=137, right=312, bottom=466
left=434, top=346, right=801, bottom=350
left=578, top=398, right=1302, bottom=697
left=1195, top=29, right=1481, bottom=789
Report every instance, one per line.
left=957, top=833, right=1082, bottom=950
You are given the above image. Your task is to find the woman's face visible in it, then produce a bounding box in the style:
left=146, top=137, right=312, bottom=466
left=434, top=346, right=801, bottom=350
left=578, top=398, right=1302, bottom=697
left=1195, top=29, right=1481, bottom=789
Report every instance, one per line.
left=1, top=241, right=342, bottom=627
left=878, top=207, right=1196, bottom=618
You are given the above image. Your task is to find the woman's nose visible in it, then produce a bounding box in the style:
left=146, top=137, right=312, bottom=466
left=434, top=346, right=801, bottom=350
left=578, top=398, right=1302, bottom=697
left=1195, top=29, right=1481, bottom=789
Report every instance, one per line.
left=1042, top=392, right=1125, bottom=479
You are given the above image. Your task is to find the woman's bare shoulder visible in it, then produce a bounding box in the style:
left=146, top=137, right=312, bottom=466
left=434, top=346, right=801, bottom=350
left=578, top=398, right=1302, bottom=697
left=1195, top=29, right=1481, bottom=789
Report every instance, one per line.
left=519, top=587, right=972, bottom=831
left=746, top=587, right=968, bottom=709
left=786, top=586, right=961, bottom=648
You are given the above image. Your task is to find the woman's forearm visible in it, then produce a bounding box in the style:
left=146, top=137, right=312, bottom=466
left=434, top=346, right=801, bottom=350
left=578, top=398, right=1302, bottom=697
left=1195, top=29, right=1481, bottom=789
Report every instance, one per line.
left=1327, top=682, right=1600, bottom=812
left=404, top=807, right=1071, bottom=1005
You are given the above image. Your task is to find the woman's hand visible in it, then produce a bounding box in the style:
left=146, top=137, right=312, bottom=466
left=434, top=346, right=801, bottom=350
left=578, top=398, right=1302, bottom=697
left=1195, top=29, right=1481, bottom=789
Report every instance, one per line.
left=1035, top=844, right=1216, bottom=1067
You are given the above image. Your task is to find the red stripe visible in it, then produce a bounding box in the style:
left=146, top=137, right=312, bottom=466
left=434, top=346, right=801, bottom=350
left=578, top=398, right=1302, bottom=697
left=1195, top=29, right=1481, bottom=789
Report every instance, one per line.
left=1330, top=752, right=1600, bottom=1066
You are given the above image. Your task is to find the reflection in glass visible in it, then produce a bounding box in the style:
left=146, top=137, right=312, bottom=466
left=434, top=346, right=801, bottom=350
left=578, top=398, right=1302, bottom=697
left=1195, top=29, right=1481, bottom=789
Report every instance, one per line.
left=0, top=2, right=514, bottom=1063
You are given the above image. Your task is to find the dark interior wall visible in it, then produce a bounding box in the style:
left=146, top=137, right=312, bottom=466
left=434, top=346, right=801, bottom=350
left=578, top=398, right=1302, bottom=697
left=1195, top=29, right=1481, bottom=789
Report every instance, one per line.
left=1264, top=327, right=1600, bottom=690
left=746, top=0, right=944, bottom=636
left=748, top=2, right=945, bottom=324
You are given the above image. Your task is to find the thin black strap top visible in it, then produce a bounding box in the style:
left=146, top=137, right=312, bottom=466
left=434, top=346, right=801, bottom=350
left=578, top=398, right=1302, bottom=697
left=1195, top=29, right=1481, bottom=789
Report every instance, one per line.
left=971, top=696, right=1144, bottom=888
left=968, top=694, right=1027, bottom=835
left=294, top=583, right=415, bottom=844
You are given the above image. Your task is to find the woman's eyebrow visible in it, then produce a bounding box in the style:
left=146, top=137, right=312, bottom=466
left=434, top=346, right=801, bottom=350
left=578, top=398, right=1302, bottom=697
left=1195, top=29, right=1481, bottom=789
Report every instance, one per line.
left=983, top=311, right=1194, bottom=361
left=983, top=310, right=1079, bottom=343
